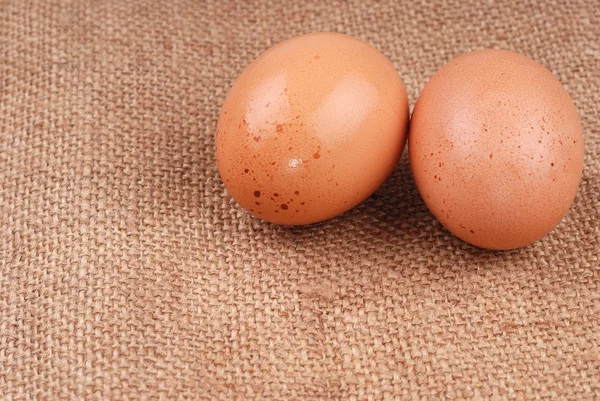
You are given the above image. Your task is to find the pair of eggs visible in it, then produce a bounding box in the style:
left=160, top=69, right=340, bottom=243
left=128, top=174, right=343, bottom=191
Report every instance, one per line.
left=216, top=33, right=584, bottom=250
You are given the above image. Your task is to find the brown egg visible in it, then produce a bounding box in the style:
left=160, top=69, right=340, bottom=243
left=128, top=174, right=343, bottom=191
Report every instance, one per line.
left=216, top=33, right=409, bottom=225
left=409, top=50, right=584, bottom=250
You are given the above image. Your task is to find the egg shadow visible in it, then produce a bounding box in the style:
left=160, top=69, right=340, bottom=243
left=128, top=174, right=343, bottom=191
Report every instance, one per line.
left=354, top=153, right=429, bottom=228
left=267, top=152, right=455, bottom=252
left=286, top=151, right=521, bottom=269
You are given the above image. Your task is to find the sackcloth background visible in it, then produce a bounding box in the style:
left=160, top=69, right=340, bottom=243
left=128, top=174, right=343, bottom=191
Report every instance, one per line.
left=1, top=0, right=599, bottom=399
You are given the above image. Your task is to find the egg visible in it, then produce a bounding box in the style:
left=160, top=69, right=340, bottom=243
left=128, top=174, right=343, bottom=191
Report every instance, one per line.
left=216, top=33, right=409, bottom=225
left=409, top=50, right=584, bottom=250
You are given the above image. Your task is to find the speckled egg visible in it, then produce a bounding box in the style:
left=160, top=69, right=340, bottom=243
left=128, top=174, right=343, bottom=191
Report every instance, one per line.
left=216, top=32, right=409, bottom=225
left=409, top=50, right=584, bottom=250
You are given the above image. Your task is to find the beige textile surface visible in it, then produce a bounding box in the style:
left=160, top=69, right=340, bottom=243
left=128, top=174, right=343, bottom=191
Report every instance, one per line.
left=1, top=0, right=599, bottom=399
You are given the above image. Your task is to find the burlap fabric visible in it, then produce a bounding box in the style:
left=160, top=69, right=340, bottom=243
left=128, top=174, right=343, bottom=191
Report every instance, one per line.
left=1, top=0, right=598, bottom=399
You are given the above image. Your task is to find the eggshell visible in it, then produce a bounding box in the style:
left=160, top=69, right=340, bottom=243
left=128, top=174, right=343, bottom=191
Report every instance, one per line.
left=409, top=49, right=584, bottom=250
left=216, top=32, right=409, bottom=225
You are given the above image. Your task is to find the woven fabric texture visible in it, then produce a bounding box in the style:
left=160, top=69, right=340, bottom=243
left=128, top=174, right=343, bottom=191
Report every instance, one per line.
left=1, top=0, right=599, bottom=399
